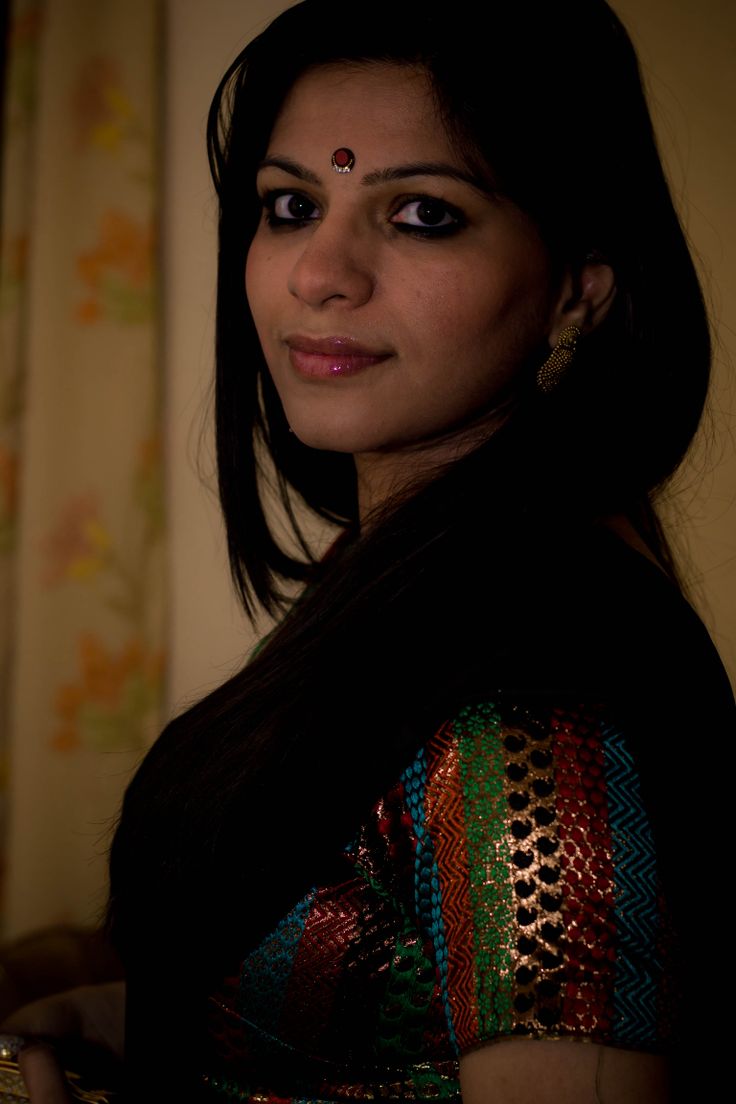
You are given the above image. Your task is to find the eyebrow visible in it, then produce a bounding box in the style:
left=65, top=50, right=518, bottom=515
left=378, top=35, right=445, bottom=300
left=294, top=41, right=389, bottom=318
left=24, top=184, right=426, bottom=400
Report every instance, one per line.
left=258, top=156, right=322, bottom=185
left=257, top=156, right=493, bottom=196
left=361, top=162, right=492, bottom=195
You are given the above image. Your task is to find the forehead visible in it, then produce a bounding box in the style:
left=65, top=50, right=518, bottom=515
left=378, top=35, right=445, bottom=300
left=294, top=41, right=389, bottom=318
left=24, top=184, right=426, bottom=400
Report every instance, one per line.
left=266, top=63, right=459, bottom=168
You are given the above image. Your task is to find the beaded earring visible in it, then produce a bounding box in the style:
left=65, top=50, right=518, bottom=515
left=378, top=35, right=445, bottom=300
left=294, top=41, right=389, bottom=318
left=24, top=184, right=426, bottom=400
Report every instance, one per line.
left=536, top=324, right=581, bottom=393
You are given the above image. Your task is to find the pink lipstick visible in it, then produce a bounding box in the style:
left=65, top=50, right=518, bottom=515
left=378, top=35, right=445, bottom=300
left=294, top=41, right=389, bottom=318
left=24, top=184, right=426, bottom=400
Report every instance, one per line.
left=286, top=335, right=391, bottom=379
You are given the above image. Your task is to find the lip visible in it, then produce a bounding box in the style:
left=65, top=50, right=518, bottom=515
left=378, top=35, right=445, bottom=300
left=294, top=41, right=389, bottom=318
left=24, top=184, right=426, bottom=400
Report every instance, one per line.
left=285, top=334, right=392, bottom=379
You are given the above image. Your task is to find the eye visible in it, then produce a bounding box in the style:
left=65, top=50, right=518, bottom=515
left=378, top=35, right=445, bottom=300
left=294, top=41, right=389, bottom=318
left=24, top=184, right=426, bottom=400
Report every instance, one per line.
left=263, top=191, right=320, bottom=226
left=390, top=196, right=464, bottom=236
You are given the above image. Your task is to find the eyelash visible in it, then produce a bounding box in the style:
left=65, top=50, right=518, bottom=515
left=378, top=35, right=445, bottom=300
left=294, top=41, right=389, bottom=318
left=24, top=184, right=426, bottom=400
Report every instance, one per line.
left=262, top=191, right=319, bottom=230
left=390, top=194, right=466, bottom=238
left=259, top=189, right=466, bottom=239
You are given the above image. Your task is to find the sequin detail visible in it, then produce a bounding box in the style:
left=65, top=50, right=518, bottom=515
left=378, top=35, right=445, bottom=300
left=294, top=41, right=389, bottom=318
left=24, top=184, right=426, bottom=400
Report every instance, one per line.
left=204, top=700, right=675, bottom=1102
left=238, top=894, right=314, bottom=1033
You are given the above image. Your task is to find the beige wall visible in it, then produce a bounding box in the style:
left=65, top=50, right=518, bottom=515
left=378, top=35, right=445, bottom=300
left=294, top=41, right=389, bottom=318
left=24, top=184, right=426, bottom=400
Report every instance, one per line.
left=163, top=1, right=279, bottom=716
left=163, top=0, right=736, bottom=712
left=612, top=0, right=736, bottom=678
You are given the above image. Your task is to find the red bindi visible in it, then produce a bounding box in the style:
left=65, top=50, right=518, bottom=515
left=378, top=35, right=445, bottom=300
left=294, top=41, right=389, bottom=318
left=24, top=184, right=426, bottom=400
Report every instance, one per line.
left=331, top=147, right=355, bottom=173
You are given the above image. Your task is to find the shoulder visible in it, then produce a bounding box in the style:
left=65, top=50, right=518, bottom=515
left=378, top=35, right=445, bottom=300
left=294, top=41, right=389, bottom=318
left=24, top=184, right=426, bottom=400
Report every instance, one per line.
left=440, top=524, right=733, bottom=712
left=397, top=525, right=733, bottom=1051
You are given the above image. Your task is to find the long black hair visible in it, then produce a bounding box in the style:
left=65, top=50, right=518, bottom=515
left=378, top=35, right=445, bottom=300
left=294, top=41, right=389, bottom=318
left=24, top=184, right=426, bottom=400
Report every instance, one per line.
left=207, top=0, right=710, bottom=616
left=110, top=0, right=712, bottom=1078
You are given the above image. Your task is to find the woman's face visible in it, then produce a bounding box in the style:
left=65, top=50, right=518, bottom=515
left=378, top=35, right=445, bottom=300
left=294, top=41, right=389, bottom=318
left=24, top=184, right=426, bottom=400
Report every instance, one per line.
left=246, top=64, right=561, bottom=490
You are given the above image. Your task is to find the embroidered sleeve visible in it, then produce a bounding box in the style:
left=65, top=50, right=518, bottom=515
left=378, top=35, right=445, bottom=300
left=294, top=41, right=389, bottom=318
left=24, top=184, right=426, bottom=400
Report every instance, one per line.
left=401, top=700, right=673, bottom=1056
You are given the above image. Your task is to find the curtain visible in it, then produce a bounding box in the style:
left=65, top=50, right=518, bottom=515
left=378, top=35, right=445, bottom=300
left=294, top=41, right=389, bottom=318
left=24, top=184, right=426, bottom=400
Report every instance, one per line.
left=0, top=0, right=164, bottom=938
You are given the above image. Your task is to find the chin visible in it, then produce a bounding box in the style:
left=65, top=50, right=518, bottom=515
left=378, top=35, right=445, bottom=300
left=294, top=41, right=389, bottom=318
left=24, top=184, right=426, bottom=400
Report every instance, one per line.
left=285, top=412, right=387, bottom=455
left=291, top=428, right=371, bottom=454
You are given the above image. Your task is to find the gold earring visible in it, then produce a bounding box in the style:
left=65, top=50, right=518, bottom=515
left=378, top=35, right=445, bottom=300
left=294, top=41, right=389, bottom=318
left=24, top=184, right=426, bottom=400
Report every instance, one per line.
left=536, top=324, right=581, bottom=393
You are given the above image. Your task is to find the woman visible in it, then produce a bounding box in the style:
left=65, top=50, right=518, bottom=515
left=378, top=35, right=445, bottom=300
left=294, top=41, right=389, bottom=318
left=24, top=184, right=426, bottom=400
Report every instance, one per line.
left=6, top=0, right=733, bottom=1100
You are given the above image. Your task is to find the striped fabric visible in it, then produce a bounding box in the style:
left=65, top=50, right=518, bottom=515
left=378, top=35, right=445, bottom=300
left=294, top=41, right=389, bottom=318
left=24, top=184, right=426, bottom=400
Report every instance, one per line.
left=204, top=700, right=672, bottom=1102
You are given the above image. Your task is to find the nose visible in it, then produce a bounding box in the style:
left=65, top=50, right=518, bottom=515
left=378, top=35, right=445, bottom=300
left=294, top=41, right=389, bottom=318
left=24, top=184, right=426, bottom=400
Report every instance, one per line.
left=287, top=215, right=375, bottom=310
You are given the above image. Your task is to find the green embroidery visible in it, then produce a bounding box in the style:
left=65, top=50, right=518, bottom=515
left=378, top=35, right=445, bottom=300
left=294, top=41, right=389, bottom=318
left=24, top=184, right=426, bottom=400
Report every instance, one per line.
left=456, top=703, right=515, bottom=1036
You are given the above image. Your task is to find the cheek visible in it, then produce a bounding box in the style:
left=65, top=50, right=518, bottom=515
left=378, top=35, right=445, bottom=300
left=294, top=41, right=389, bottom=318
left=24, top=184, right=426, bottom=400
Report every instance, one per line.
left=245, top=236, right=279, bottom=327
left=464, top=257, right=554, bottom=352
left=410, top=264, right=534, bottom=357
left=399, top=265, right=481, bottom=346
left=244, top=243, right=263, bottom=315
left=407, top=254, right=554, bottom=409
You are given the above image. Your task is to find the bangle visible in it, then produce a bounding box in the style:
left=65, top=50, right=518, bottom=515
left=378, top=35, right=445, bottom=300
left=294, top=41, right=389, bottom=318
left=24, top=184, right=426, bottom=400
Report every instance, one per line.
left=0, top=1036, right=114, bottom=1103
left=0, top=1033, right=25, bottom=1061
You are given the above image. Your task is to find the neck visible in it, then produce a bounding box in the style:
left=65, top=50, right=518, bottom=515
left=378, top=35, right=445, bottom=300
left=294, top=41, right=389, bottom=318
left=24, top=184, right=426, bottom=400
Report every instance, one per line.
left=355, top=403, right=515, bottom=523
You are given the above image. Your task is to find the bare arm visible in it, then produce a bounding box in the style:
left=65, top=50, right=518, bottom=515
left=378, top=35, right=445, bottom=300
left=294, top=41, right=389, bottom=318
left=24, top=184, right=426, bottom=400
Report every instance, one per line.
left=459, top=1040, right=670, bottom=1104
left=1, top=980, right=125, bottom=1102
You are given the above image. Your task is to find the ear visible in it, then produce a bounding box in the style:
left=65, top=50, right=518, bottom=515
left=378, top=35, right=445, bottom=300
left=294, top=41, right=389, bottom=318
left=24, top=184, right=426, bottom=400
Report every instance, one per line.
left=548, top=259, right=616, bottom=346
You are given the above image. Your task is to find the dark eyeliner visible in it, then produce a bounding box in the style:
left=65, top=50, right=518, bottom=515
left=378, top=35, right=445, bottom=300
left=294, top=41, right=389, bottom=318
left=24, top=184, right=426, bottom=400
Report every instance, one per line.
left=260, top=188, right=318, bottom=229
left=389, top=194, right=466, bottom=239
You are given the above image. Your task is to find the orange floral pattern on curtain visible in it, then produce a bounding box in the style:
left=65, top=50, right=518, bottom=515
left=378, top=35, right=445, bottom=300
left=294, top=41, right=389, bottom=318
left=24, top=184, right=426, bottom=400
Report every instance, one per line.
left=0, top=0, right=165, bottom=938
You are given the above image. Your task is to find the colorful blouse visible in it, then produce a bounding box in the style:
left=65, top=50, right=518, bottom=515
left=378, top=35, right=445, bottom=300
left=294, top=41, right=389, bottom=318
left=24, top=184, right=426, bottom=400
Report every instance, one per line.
left=203, top=698, right=673, bottom=1102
